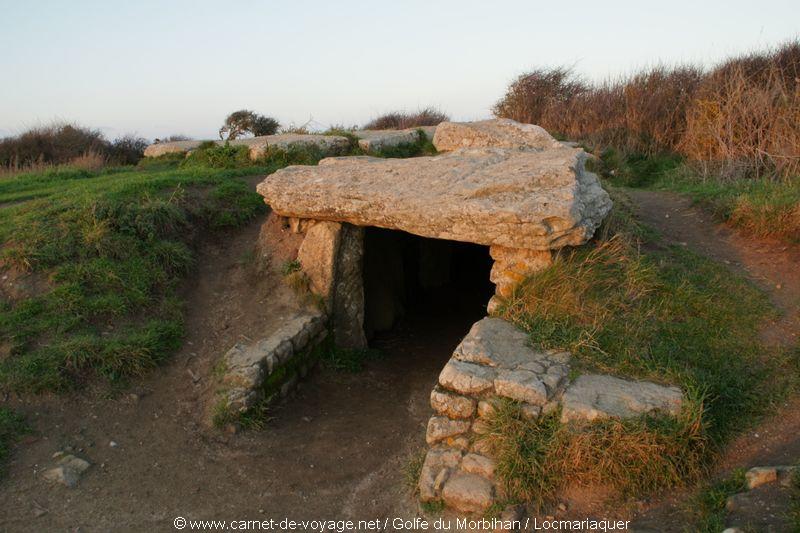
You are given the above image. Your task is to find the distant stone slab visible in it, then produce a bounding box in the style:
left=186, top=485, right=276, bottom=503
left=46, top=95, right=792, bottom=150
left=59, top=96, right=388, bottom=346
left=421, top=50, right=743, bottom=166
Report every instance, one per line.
left=143, top=134, right=350, bottom=159
left=433, top=119, right=563, bottom=152
left=354, top=126, right=436, bottom=151
left=257, top=144, right=611, bottom=250
left=143, top=140, right=203, bottom=157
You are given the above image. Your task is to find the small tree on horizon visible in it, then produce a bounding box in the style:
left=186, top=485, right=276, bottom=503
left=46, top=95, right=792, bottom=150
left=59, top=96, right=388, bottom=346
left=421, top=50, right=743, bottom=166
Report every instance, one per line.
left=219, top=110, right=280, bottom=140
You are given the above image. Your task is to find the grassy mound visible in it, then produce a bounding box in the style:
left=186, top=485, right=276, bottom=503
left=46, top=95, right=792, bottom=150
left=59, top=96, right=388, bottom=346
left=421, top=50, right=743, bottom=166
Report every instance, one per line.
left=486, top=188, right=798, bottom=508
left=0, top=162, right=272, bottom=393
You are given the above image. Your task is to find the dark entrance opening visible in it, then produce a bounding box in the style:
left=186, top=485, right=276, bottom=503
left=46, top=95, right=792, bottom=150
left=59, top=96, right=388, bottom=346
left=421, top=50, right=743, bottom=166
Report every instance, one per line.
left=362, top=227, right=494, bottom=343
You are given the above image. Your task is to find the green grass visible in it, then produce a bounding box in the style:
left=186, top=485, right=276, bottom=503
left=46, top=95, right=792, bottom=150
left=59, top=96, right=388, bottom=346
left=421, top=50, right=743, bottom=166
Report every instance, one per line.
left=0, top=161, right=278, bottom=393
left=0, top=407, right=27, bottom=475
left=489, top=190, right=797, bottom=506
left=688, top=469, right=747, bottom=532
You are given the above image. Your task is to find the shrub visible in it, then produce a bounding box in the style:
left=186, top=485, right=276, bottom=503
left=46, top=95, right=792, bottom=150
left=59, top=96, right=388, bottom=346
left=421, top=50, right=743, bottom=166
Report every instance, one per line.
left=363, top=107, right=449, bottom=130
left=219, top=110, right=280, bottom=140
left=108, top=134, right=149, bottom=165
left=0, top=124, right=151, bottom=172
left=0, top=123, right=108, bottom=169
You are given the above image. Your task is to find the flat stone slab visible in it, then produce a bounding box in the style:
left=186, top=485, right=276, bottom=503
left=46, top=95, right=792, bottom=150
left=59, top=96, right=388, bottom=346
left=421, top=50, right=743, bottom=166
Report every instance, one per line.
left=560, top=374, right=683, bottom=423
left=143, top=134, right=350, bottom=158
left=257, top=142, right=611, bottom=251
left=433, top=118, right=563, bottom=152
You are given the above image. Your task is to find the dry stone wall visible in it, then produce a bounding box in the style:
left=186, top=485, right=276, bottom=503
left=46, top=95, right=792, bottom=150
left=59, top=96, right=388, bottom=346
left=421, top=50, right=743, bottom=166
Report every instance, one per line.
left=216, top=312, right=327, bottom=421
left=419, top=317, right=685, bottom=513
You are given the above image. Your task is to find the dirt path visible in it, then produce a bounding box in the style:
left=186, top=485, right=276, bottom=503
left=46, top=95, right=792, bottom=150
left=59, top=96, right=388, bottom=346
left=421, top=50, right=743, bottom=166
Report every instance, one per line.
left=0, top=201, right=481, bottom=531
left=627, top=189, right=800, bottom=531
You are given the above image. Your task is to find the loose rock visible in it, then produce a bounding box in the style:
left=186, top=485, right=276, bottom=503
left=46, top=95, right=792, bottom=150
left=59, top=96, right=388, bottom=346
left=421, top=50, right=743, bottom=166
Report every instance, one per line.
left=441, top=472, right=495, bottom=513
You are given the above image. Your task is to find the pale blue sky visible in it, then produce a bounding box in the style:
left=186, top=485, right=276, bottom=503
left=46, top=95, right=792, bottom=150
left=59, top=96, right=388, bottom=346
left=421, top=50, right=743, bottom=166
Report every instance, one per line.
left=0, top=0, right=797, bottom=140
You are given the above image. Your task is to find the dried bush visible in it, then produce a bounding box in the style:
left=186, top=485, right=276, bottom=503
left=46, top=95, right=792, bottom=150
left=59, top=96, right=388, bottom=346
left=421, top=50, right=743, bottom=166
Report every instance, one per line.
left=494, top=40, right=800, bottom=179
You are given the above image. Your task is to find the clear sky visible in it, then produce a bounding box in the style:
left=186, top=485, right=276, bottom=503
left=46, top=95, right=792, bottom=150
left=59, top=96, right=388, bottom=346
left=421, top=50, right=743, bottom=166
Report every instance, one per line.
left=0, top=0, right=797, bottom=140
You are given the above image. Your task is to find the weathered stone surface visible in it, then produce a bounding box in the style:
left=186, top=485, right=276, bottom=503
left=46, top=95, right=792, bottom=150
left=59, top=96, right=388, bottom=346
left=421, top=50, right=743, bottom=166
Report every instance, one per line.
left=439, top=360, right=496, bottom=395
left=561, top=374, right=683, bottom=423
left=442, top=472, right=495, bottom=513
left=354, top=127, right=433, bottom=152
left=489, top=246, right=552, bottom=298
left=433, top=119, right=563, bottom=152
left=297, top=221, right=342, bottom=303
left=257, top=145, right=612, bottom=251
left=42, top=455, right=91, bottom=488
left=331, top=224, right=367, bottom=349
left=494, top=369, right=548, bottom=405
left=144, top=134, right=349, bottom=159
left=430, top=387, right=477, bottom=419
left=461, top=453, right=496, bottom=479
left=454, top=317, right=541, bottom=368
left=419, top=447, right=462, bottom=501
left=426, top=416, right=471, bottom=445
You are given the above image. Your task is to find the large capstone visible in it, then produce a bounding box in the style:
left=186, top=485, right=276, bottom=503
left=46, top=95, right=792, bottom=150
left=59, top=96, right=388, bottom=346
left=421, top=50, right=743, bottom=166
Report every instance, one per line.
left=257, top=133, right=611, bottom=251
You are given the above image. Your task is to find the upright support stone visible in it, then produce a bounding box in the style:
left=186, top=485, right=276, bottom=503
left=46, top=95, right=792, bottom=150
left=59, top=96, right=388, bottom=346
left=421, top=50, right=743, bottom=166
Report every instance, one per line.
left=332, top=224, right=367, bottom=349
left=296, top=221, right=342, bottom=305
left=488, top=245, right=552, bottom=313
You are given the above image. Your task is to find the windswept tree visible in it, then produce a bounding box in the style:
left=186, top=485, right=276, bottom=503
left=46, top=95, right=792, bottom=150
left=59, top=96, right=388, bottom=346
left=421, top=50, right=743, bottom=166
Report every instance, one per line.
left=219, top=110, right=280, bottom=140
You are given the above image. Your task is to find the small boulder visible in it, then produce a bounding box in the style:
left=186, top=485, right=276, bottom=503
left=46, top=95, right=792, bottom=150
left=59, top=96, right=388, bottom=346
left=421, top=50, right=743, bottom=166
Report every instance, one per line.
left=442, top=472, right=495, bottom=513
left=438, top=360, right=495, bottom=395
left=430, top=387, right=477, bottom=419
left=42, top=454, right=91, bottom=488
left=426, top=416, right=471, bottom=445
